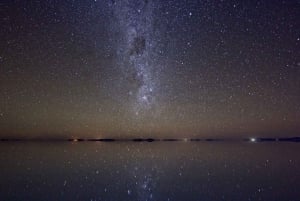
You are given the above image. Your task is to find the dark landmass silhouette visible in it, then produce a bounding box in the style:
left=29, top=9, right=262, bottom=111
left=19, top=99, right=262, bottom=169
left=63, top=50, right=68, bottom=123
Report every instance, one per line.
left=0, top=137, right=300, bottom=142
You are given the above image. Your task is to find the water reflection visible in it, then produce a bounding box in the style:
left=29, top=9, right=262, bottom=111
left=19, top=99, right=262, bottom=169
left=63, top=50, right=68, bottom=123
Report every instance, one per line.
left=0, top=142, right=300, bottom=200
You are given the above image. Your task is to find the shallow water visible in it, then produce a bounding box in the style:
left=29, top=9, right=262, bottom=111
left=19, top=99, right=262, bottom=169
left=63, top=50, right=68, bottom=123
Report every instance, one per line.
left=0, top=142, right=299, bottom=201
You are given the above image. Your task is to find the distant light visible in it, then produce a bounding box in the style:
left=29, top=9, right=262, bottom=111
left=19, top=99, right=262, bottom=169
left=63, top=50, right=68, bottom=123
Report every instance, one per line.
left=250, top=138, right=256, bottom=142
left=183, top=138, right=188, bottom=142
left=73, top=139, right=78, bottom=142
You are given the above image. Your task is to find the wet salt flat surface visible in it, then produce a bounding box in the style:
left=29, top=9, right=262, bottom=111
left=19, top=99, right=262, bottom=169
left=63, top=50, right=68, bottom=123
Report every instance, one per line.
left=0, top=142, right=300, bottom=201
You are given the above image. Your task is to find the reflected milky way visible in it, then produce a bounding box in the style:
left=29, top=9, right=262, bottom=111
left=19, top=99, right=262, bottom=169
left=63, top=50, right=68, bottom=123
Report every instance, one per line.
left=1, top=142, right=300, bottom=200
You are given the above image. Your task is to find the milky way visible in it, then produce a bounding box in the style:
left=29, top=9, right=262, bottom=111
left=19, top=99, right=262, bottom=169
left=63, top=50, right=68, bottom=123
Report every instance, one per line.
left=110, top=0, right=162, bottom=116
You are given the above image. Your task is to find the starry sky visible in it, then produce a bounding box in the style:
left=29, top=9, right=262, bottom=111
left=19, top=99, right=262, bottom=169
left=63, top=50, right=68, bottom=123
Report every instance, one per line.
left=0, top=0, right=299, bottom=139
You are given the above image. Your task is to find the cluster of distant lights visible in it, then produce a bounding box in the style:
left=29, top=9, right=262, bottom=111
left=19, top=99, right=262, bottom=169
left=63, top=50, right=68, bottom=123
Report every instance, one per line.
left=2, top=137, right=299, bottom=142
left=68, top=137, right=274, bottom=143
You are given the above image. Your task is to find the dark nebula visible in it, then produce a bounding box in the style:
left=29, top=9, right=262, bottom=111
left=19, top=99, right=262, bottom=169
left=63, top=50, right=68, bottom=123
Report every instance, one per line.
left=129, top=36, right=146, bottom=56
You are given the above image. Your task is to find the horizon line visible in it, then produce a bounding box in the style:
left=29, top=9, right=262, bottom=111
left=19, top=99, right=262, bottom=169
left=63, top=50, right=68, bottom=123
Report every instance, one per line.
left=0, top=137, right=300, bottom=142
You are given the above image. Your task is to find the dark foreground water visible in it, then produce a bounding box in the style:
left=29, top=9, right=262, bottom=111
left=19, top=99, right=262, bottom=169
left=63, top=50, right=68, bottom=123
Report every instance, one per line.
left=0, top=142, right=300, bottom=201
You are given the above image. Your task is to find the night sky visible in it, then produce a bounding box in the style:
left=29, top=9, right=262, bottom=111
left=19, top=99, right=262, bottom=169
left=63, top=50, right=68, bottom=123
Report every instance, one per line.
left=0, top=0, right=299, bottom=139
